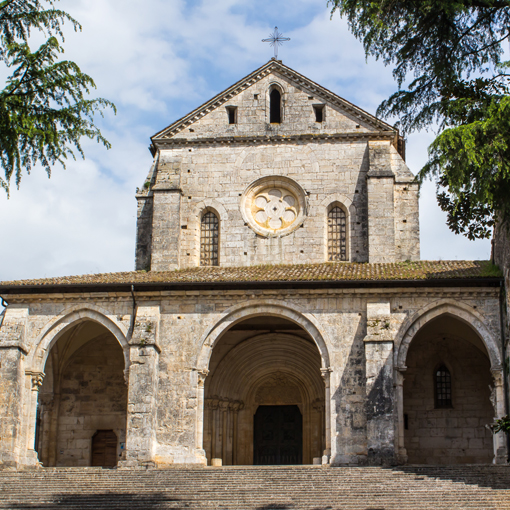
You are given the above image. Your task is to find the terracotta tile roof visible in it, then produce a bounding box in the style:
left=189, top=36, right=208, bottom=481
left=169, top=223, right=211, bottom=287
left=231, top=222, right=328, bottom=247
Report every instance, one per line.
left=0, top=261, right=501, bottom=290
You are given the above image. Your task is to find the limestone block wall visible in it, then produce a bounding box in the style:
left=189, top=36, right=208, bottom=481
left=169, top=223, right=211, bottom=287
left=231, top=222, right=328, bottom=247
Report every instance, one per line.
left=38, top=336, right=127, bottom=467
left=0, top=285, right=503, bottom=468
left=168, top=71, right=375, bottom=140
left=404, top=335, right=494, bottom=464
left=142, top=141, right=376, bottom=270
left=137, top=68, right=419, bottom=270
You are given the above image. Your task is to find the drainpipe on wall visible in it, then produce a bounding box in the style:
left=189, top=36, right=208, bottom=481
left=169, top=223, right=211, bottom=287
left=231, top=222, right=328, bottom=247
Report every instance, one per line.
left=128, top=284, right=138, bottom=342
left=499, top=279, right=510, bottom=462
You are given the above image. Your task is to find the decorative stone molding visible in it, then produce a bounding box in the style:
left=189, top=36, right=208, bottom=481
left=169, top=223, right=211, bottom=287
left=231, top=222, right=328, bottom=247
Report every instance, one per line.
left=320, top=367, right=332, bottom=382
left=205, top=396, right=244, bottom=410
left=197, top=369, right=209, bottom=387
left=240, top=176, right=307, bottom=237
left=26, top=371, right=45, bottom=392
left=255, top=372, right=302, bottom=404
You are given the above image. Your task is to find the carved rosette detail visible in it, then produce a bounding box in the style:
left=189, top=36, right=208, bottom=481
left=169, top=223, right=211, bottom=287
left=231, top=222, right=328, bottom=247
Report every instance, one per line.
left=240, top=176, right=307, bottom=237
left=253, top=188, right=298, bottom=231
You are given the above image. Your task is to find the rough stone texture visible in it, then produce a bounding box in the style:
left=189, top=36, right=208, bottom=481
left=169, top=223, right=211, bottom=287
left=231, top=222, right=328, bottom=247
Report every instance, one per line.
left=404, top=332, right=494, bottom=464
left=0, top=284, right=505, bottom=469
left=38, top=336, right=127, bottom=467
left=364, top=301, right=396, bottom=464
left=136, top=60, right=418, bottom=270
left=0, top=60, right=506, bottom=470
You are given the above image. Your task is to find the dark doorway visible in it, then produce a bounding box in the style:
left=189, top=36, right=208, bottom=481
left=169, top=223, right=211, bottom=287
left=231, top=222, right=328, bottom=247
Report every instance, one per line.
left=91, top=430, right=118, bottom=468
left=254, top=405, right=302, bottom=465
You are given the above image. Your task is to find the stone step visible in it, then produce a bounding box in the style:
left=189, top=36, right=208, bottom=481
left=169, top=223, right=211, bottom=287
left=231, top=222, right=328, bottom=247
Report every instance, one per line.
left=0, top=466, right=508, bottom=510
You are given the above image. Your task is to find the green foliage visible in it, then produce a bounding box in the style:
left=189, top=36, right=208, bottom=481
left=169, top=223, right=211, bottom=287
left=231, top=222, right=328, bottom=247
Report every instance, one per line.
left=490, top=415, right=510, bottom=433
left=329, top=0, right=510, bottom=237
left=478, top=260, right=503, bottom=277
left=0, top=0, right=115, bottom=194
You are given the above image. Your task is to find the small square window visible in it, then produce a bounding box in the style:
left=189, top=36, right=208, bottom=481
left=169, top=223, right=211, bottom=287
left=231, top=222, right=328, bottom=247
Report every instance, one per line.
left=313, top=105, right=325, bottom=123
left=226, top=106, right=237, bottom=125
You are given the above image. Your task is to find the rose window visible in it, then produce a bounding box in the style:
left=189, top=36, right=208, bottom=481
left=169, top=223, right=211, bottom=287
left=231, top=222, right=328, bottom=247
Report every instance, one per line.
left=253, top=188, right=298, bottom=231
left=240, top=176, right=306, bottom=237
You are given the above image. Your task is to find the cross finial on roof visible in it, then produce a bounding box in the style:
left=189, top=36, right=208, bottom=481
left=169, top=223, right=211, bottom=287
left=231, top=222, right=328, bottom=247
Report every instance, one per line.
left=262, top=27, right=290, bottom=60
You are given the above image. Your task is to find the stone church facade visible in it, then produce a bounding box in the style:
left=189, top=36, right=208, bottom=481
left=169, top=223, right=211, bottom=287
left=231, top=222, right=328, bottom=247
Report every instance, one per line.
left=0, top=60, right=507, bottom=470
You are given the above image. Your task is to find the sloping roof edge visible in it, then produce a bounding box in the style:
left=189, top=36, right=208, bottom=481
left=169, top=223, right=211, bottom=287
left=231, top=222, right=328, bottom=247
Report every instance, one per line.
left=151, top=59, right=397, bottom=143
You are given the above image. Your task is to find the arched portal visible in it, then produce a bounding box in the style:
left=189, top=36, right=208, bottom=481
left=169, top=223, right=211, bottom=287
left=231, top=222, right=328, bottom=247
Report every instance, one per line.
left=401, top=314, right=495, bottom=464
left=35, top=320, right=128, bottom=467
left=203, top=316, right=325, bottom=465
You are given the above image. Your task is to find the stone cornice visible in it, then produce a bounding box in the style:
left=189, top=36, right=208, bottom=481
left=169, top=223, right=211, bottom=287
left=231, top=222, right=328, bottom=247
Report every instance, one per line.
left=1, top=286, right=500, bottom=305
left=152, top=130, right=397, bottom=151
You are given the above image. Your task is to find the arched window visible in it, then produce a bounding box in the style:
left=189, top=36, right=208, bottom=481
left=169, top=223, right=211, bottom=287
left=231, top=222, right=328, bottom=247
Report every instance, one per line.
left=327, top=206, right=347, bottom=261
left=435, top=365, right=452, bottom=408
left=270, top=89, right=281, bottom=123
left=200, top=211, right=219, bottom=266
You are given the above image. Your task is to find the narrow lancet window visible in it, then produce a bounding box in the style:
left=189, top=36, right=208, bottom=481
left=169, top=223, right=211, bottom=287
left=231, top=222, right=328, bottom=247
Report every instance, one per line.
left=435, top=365, right=452, bottom=408
left=200, top=211, right=219, bottom=266
left=270, top=89, right=281, bottom=123
left=226, top=106, right=237, bottom=125
left=313, top=105, right=324, bottom=122
left=327, top=206, right=347, bottom=261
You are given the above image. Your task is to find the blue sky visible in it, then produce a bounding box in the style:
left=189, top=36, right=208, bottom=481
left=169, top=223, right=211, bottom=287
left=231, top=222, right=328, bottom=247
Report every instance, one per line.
left=0, top=0, right=491, bottom=282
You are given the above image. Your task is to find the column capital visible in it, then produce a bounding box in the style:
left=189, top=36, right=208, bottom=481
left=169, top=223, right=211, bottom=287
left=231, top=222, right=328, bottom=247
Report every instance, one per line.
left=491, top=367, right=504, bottom=387
left=26, top=371, right=44, bottom=392
left=197, top=369, right=209, bottom=387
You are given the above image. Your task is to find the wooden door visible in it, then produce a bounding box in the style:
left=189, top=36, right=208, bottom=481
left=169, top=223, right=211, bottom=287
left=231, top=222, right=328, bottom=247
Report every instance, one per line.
left=254, top=405, right=302, bottom=465
left=91, top=430, right=118, bottom=467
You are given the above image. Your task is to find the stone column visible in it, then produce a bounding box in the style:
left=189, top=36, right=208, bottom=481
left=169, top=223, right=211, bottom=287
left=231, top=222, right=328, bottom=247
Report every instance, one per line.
left=219, top=398, right=229, bottom=464
left=196, top=369, right=208, bottom=453
left=320, top=367, right=332, bottom=463
left=364, top=300, right=397, bottom=465
left=23, top=371, right=44, bottom=467
left=312, top=398, right=325, bottom=456
left=490, top=368, right=508, bottom=464
left=395, top=368, right=408, bottom=463
left=120, top=314, right=160, bottom=469
left=0, top=307, right=29, bottom=469
left=231, top=401, right=243, bottom=465
left=208, top=397, right=219, bottom=460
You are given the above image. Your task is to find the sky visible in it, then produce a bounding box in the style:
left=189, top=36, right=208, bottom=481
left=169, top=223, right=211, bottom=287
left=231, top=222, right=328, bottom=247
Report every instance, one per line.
left=0, top=0, right=491, bottom=282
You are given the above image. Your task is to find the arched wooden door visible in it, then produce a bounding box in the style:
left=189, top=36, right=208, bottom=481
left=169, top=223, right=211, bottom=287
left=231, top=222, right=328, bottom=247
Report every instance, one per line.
left=91, top=430, right=118, bottom=467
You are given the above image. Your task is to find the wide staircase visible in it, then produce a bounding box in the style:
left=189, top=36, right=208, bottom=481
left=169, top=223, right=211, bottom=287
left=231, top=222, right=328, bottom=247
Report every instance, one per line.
left=0, top=465, right=509, bottom=509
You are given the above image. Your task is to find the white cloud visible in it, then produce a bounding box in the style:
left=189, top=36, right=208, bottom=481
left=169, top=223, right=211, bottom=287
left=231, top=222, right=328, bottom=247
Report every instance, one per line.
left=0, top=0, right=491, bottom=282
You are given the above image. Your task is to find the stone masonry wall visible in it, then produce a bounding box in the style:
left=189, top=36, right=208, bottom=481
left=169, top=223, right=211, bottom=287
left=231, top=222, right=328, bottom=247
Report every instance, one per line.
left=404, top=335, right=494, bottom=464
left=0, top=285, right=501, bottom=468
left=137, top=70, right=419, bottom=270
left=40, top=336, right=127, bottom=467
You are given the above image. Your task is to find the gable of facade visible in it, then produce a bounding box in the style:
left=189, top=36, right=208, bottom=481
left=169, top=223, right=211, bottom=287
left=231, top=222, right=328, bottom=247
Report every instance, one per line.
left=135, top=60, right=419, bottom=271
